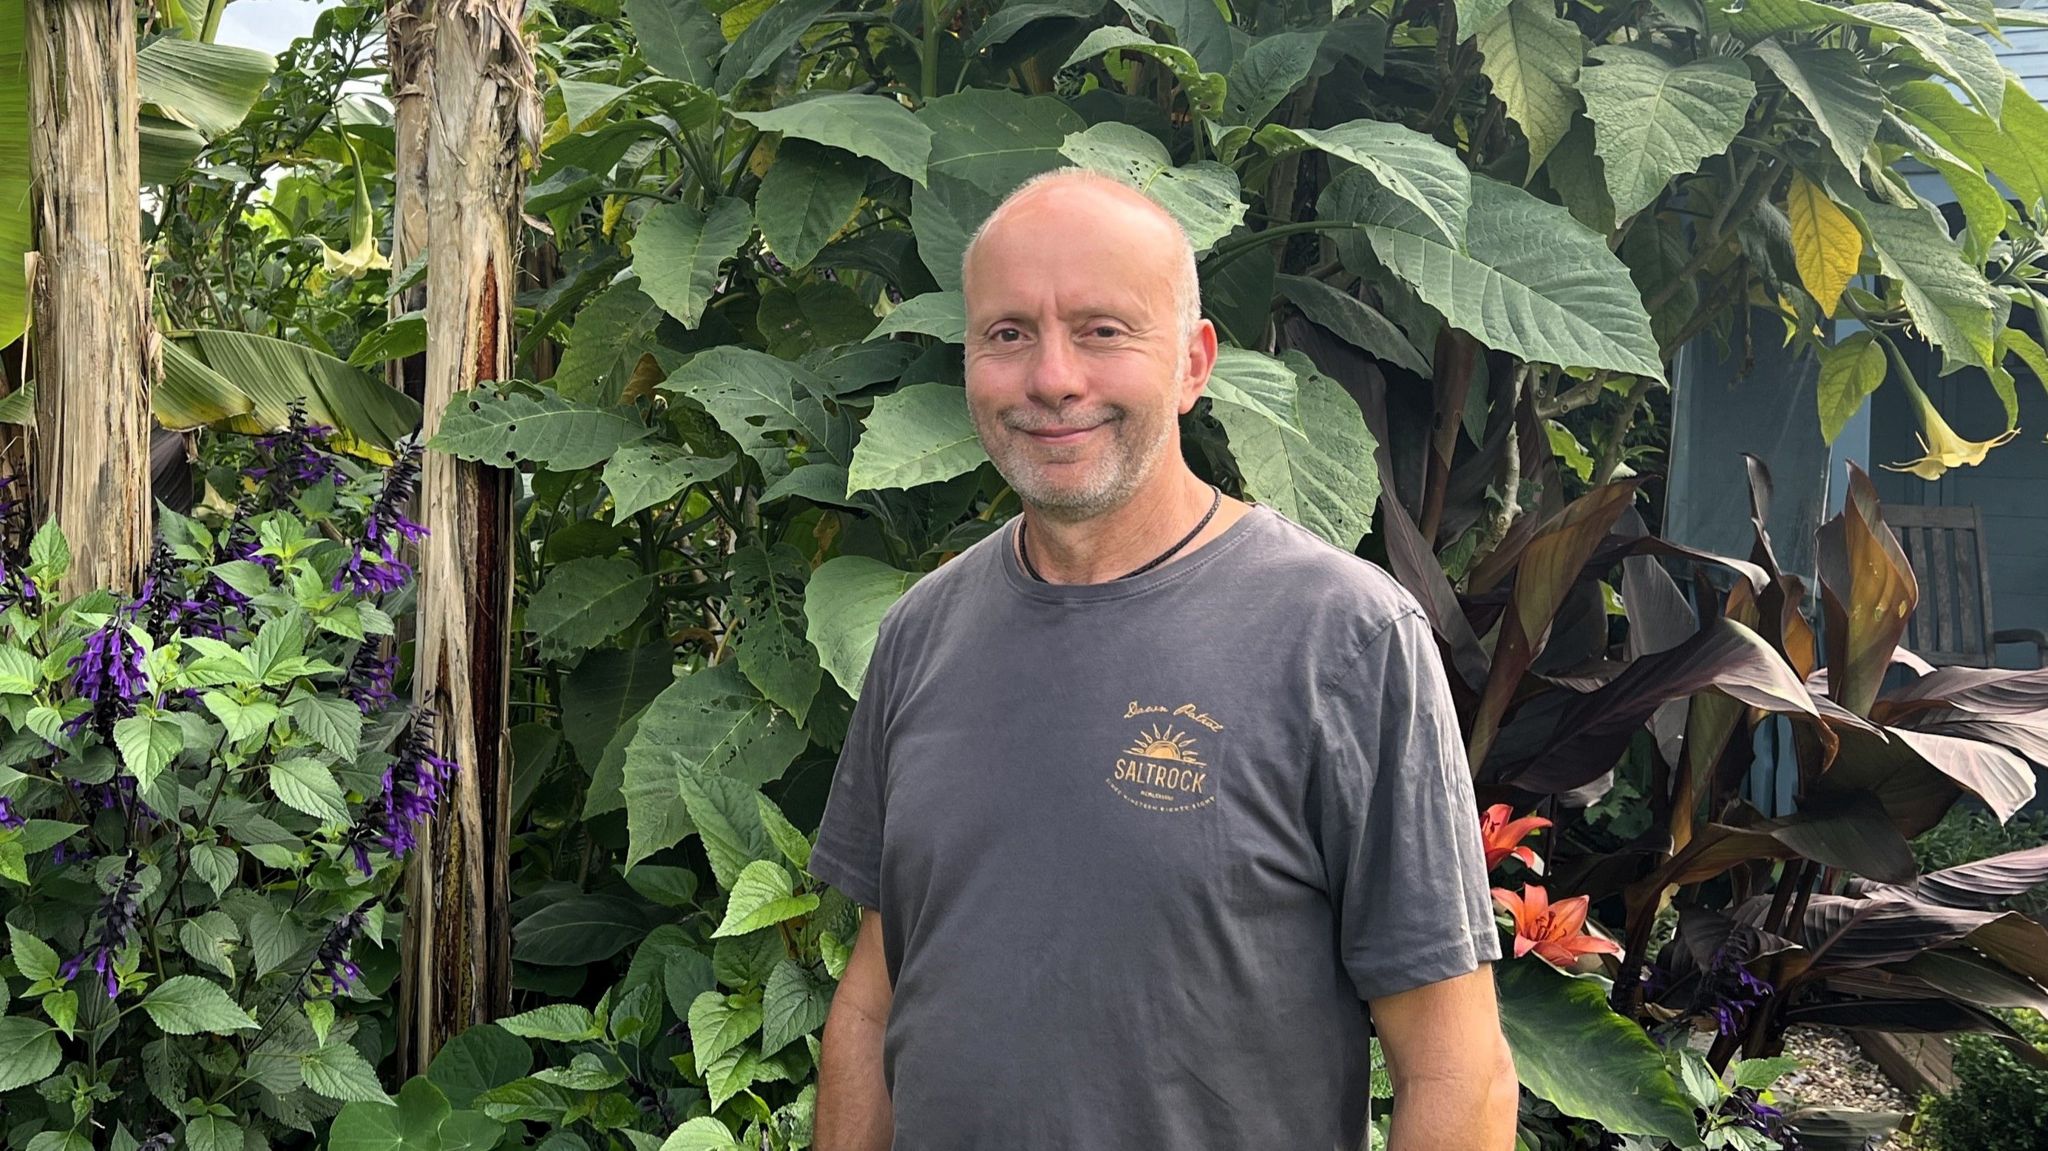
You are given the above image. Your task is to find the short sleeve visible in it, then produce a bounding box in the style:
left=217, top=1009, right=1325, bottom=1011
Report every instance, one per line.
left=807, top=624, right=894, bottom=911
left=1314, top=610, right=1502, bottom=1002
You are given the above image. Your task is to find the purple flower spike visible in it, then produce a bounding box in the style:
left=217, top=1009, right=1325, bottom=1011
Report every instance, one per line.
left=342, top=645, right=397, bottom=715
left=312, top=907, right=370, bottom=997
left=65, top=617, right=149, bottom=738
left=333, top=442, right=427, bottom=599
left=0, top=796, right=23, bottom=829
left=62, top=855, right=143, bottom=1000
left=343, top=709, right=458, bottom=875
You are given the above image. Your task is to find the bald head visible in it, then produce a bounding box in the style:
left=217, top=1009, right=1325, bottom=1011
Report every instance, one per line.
left=962, top=168, right=1202, bottom=346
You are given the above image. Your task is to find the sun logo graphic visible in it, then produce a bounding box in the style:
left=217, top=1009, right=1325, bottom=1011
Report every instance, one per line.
left=1125, top=725, right=1206, bottom=767
left=1109, top=718, right=1215, bottom=813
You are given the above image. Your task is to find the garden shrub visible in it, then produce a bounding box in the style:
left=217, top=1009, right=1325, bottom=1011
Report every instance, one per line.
left=1914, top=1009, right=2048, bottom=1151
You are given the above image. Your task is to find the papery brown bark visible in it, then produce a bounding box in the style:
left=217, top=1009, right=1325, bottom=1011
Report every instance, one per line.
left=25, top=0, right=152, bottom=596
left=397, top=0, right=535, bottom=1075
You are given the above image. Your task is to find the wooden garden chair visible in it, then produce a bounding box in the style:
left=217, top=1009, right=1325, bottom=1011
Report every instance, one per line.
left=1887, top=505, right=2048, bottom=669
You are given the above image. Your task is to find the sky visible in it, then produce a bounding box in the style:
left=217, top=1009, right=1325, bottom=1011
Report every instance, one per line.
left=214, top=0, right=334, bottom=55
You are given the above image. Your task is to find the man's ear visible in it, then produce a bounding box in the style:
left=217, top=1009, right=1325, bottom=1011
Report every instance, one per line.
left=1178, top=318, right=1220, bottom=414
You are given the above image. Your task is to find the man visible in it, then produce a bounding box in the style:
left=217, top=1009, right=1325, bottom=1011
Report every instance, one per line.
left=808, top=169, right=1517, bottom=1150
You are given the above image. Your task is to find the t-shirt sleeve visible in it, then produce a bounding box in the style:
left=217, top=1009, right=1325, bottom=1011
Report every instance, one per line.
left=1314, top=609, right=1502, bottom=1002
left=807, top=624, right=893, bottom=912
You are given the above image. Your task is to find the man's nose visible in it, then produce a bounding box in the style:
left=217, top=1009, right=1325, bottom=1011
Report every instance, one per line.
left=1023, top=332, right=1086, bottom=409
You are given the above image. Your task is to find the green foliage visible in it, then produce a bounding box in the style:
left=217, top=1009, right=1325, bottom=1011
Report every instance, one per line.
left=1915, top=1010, right=2048, bottom=1151
left=0, top=427, right=440, bottom=1149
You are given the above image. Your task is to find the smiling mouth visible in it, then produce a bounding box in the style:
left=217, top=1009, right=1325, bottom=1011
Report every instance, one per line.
left=1022, top=425, right=1101, bottom=444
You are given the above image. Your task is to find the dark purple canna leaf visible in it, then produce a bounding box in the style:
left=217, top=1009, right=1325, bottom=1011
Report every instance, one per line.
left=1840, top=950, right=2048, bottom=1016
left=1490, top=617, right=1818, bottom=794
left=1877, top=664, right=2048, bottom=720
left=1815, top=464, right=1917, bottom=719
left=1376, top=488, right=1486, bottom=691
left=1887, top=728, right=2036, bottom=822
left=1909, top=710, right=2048, bottom=770
left=1911, top=843, right=2048, bottom=909
left=1467, top=482, right=1643, bottom=769
left=1781, top=994, right=2009, bottom=1034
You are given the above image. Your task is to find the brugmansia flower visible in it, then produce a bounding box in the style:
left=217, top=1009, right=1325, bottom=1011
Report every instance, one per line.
left=1491, top=884, right=1622, bottom=967
left=334, top=442, right=426, bottom=597
left=1884, top=374, right=2018, bottom=480
left=60, top=855, right=144, bottom=999
left=65, top=617, right=148, bottom=737
left=311, top=907, right=370, bottom=996
left=1480, top=804, right=1551, bottom=872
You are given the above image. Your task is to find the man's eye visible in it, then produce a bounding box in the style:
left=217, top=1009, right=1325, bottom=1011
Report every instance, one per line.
left=1090, top=326, right=1121, bottom=338
left=993, top=328, right=1022, bottom=343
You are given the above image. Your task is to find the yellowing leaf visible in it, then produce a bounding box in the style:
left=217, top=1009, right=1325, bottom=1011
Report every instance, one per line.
left=1786, top=173, right=1861, bottom=318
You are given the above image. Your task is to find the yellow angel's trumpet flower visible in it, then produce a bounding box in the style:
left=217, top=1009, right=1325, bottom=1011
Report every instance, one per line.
left=1882, top=373, right=2017, bottom=480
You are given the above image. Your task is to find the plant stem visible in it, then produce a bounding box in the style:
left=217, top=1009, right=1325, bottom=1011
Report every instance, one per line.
left=1589, top=375, right=1654, bottom=485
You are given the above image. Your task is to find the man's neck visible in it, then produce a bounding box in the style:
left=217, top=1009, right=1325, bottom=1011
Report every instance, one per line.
left=1016, top=469, right=1247, bottom=585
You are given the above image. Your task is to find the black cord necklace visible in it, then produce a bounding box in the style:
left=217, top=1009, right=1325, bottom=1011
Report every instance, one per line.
left=1018, top=485, right=1223, bottom=583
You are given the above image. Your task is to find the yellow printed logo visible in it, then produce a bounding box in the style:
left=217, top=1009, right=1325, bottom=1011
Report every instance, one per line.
left=1108, top=702, right=1224, bottom=813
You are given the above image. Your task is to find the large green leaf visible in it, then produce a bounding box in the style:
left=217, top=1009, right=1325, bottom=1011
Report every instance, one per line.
left=157, top=341, right=256, bottom=429
left=715, top=0, right=839, bottom=94
left=625, top=0, right=720, bottom=87
left=755, top=140, right=867, bottom=268
left=1056, top=122, right=1246, bottom=252
left=428, top=385, right=652, bottom=470
left=730, top=543, right=823, bottom=724
left=804, top=556, right=919, bottom=697
left=1749, top=41, right=1882, bottom=178
left=1475, top=0, right=1583, bottom=178
left=135, top=39, right=275, bottom=182
left=734, top=93, right=932, bottom=185
left=560, top=643, right=675, bottom=770
left=1844, top=2, right=2005, bottom=120
left=1222, top=30, right=1323, bottom=127
left=185, top=330, right=421, bottom=457
left=553, top=282, right=682, bottom=404
left=512, top=894, right=651, bottom=965
left=660, top=346, right=831, bottom=476
left=1263, top=119, right=1472, bottom=247
left=1320, top=168, right=1664, bottom=379
left=1892, top=78, right=2048, bottom=216
left=1204, top=346, right=1303, bottom=431
left=912, top=90, right=1087, bottom=290
left=622, top=663, right=807, bottom=868
left=1578, top=45, right=1755, bottom=221
left=603, top=443, right=737, bottom=521
left=427, top=1025, right=533, bottom=1110
left=1112, top=0, right=1235, bottom=72
left=870, top=291, right=964, bottom=343
left=1062, top=26, right=1225, bottom=117
left=1211, top=353, right=1380, bottom=551
left=525, top=557, right=653, bottom=661
left=0, top=2, right=26, bottom=349
left=846, top=383, right=989, bottom=494
left=634, top=197, right=753, bottom=329
left=1274, top=275, right=1430, bottom=376
left=1829, top=181, right=1999, bottom=371
left=1496, top=961, right=1703, bottom=1147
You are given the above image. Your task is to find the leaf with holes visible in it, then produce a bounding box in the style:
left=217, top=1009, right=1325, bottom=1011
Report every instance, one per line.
left=731, top=543, right=823, bottom=724
left=429, top=386, right=652, bottom=470
left=1057, top=122, right=1246, bottom=252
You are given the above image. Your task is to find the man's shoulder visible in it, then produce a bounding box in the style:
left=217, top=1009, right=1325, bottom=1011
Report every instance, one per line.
left=872, top=523, right=1010, bottom=637
left=1241, top=507, right=1425, bottom=637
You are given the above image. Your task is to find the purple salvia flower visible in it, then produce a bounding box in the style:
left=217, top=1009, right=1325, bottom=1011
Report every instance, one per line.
left=61, top=854, right=144, bottom=1000
left=64, top=617, right=149, bottom=738
left=333, top=442, right=426, bottom=598
left=1703, top=946, right=1774, bottom=1036
left=344, top=709, right=457, bottom=875
left=249, top=401, right=342, bottom=494
left=342, top=645, right=397, bottom=715
left=311, top=907, right=370, bottom=997
left=0, top=796, right=22, bottom=829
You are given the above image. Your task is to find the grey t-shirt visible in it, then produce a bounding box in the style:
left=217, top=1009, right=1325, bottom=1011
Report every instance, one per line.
left=809, top=504, right=1501, bottom=1151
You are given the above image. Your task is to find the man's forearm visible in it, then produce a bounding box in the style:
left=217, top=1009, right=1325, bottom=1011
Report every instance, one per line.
left=1385, top=1059, right=1520, bottom=1151
left=815, top=1004, right=892, bottom=1151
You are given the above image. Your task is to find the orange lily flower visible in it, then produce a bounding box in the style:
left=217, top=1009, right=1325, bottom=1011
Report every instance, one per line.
left=1491, top=884, right=1623, bottom=968
left=1480, top=803, right=1551, bottom=873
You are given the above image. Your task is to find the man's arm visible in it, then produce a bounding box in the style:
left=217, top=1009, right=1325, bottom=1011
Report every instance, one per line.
left=1369, top=963, right=1519, bottom=1151
left=816, top=908, right=893, bottom=1151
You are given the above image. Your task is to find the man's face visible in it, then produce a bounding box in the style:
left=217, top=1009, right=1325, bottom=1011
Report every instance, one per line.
left=962, top=185, right=1209, bottom=522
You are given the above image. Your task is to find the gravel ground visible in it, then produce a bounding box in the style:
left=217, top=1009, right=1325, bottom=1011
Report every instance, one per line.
left=1778, top=1026, right=1921, bottom=1150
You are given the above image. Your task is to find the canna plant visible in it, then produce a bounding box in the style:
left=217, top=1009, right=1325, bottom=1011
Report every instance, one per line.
left=0, top=419, right=469, bottom=1151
